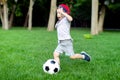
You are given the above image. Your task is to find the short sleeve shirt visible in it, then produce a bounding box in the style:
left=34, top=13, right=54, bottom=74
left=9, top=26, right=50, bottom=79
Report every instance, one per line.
left=55, top=17, right=72, bottom=41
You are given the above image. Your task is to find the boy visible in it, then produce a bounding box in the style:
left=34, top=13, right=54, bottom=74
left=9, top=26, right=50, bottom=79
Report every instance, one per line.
left=53, top=4, right=91, bottom=64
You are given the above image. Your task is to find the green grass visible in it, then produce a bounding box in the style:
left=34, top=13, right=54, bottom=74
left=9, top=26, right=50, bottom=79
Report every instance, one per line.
left=0, top=27, right=119, bottom=80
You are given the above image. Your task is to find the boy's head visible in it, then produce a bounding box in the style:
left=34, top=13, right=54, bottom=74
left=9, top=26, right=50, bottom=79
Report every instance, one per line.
left=58, top=4, right=70, bottom=15
left=57, top=4, right=70, bottom=20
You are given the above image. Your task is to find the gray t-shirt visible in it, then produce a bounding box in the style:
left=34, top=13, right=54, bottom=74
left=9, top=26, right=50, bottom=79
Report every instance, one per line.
left=55, top=17, right=72, bottom=41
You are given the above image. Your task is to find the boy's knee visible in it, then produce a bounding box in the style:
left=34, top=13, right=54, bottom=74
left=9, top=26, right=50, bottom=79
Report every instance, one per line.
left=70, top=55, right=75, bottom=59
left=53, top=52, right=60, bottom=58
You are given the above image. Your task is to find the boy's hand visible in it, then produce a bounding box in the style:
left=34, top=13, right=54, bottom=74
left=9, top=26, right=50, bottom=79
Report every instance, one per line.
left=57, top=8, right=65, bottom=15
left=59, top=8, right=65, bottom=14
left=57, top=7, right=73, bottom=22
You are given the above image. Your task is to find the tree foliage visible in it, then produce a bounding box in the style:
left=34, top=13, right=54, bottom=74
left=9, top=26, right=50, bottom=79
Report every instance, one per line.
left=0, top=0, right=120, bottom=29
left=108, top=0, right=120, bottom=10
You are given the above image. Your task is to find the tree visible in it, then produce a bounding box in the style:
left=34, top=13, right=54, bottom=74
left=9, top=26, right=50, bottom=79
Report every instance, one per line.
left=98, top=5, right=106, bottom=32
left=0, top=1, right=4, bottom=27
left=47, top=0, right=57, bottom=31
left=0, top=0, right=17, bottom=30
left=3, top=1, right=8, bottom=30
left=91, top=0, right=116, bottom=34
left=91, top=0, right=99, bottom=35
left=28, top=0, right=35, bottom=30
left=98, top=0, right=111, bottom=32
left=8, top=0, right=18, bottom=28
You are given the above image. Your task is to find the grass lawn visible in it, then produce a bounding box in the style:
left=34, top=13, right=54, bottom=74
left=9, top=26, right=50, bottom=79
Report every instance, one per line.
left=0, top=27, right=119, bottom=80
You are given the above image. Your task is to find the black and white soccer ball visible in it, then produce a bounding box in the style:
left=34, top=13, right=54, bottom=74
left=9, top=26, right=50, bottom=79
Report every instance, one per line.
left=43, top=59, right=60, bottom=74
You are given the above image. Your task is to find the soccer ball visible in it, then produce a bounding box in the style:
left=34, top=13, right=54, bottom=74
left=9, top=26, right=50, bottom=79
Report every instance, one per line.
left=43, top=59, right=60, bottom=74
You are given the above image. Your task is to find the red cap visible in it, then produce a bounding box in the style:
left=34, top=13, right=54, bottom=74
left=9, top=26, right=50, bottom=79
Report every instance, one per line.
left=59, top=4, right=70, bottom=14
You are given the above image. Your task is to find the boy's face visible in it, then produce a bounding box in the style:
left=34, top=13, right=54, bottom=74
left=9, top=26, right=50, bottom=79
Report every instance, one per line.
left=57, top=8, right=64, bottom=20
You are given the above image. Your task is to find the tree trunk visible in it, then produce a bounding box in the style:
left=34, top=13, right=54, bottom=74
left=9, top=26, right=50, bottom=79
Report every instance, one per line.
left=0, top=5, right=4, bottom=27
left=47, top=0, right=57, bottom=31
left=3, top=2, right=8, bottom=30
left=9, top=5, right=16, bottom=28
left=98, top=5, right=106, bottom=32
left=91, top=0, right=99, bottom=35
left=28, top=0, right=35, bottom=30
left=24, top=11, right=29, bottom=27
left=0, top=0, right=5, bottom=5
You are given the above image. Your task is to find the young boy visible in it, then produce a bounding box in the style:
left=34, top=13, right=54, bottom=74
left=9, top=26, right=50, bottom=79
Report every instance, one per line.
left=53, top=4, right=91, bottom=64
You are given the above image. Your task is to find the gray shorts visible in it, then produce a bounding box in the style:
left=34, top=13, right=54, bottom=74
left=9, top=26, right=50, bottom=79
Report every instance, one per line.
left=54, top=39, right=74, bottom=56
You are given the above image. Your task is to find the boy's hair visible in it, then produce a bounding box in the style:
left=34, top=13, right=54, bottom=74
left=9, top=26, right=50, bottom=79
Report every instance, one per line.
left=58, top=4, right=70, bottom=14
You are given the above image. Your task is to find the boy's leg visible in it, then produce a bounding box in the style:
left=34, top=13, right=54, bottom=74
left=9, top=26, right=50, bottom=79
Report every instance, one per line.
left=70, top=51, right=91, bottom=62
left=53, top=51, right=60, bottom=64
left=70, top=53, right=84, bottom=59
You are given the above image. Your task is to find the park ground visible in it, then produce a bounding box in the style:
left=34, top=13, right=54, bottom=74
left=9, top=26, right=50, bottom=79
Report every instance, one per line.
left=0, top=27, right=119, bottom=80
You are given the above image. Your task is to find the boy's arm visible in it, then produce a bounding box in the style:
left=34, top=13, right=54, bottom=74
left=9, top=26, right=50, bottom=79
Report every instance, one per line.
left=58, top=8, right=73, bottom=22
left=62, top=12, right=73, bottom=22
